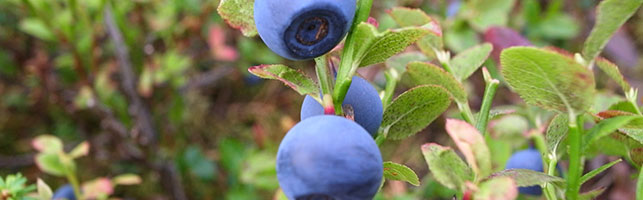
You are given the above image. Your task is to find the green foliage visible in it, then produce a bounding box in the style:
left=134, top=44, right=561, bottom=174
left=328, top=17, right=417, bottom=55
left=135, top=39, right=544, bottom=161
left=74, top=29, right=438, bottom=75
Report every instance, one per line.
left=579, top=159, right=622, bottom=184
left=421, top=143, right=473, bottom=192
left=596, top=58, right=631, bottom=92
left=582, top=0, right=643, bottom=61
left=474, top=177, right=517, bottom=200
left=449, top=43, right=492, bottom=82
left=217, top=0, right=257, bottom=37
left=444, top=119, right=491, bottom=178
left=380, top=85, right=452, bottom=140
left=546, top=114, right=569, bottom=155
left=248, top=64, right=321, bottom=101
left=382, top=162, right=420, bottom=186
left=406, top=62, right=466, bottom=103
left=0, top=173, right=36, bottom=200
left=486, top=169, right=564, bottom=187
left=583, top=116, right=642, bottom=151
left=351, top=23, right=431, bottom=67
left=466, top=0, right=516, bottom=31
left=387, top=7, right=443, bottom=57
left=501, top=47, right=595, bottom=115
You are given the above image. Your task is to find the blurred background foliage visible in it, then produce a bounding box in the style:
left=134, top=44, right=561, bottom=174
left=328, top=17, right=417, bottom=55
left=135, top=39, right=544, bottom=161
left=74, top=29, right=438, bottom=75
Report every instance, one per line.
left=0, top=0, right=642, bottom=199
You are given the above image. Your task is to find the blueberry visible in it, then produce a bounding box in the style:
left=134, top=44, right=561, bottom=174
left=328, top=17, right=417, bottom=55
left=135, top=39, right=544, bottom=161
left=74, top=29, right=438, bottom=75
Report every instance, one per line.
left=505, top=149, right=544, bottom=196
left=254, top=0, right=356, bottom=60
left=52, top=184, right=76, bottom=200
left=276, top=115, right=383, bottom=199
left=301, top=76, right=383, bottom=137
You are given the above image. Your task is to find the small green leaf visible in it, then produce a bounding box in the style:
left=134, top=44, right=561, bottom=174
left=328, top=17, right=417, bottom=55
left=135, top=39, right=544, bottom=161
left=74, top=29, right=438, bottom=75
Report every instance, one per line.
left=466, top=0, right=516, bottom=31
left=69, top=141, right=90, bottom=158
left=501, top=47, right=595, bottom=114
left=596, top=58, right=631, bottom=92
left=406, top=62, right=467, bottom=103
left=381, top=85, right=452, bottom=140
left=37, top=179, right=53, bottom=200
left=474, top=177, right=518, bottom=200
left=19, top=18, right=56, bottom=41
left=32, top=135, right=63, bottom=154
left=35, top=153, right=66, bottom=176
left=387, top=7, right=443, bottom=57
left=421, top=143, right=473, bottom=191
left=579, top=159, right=621, bottom=184
left=217, top=0, right=257, bottom=37
left=579, top=187, right=607, bottom=200
left=546, top=114, right=569, bottom=155
left=382, top=162, right=420, bottom=186
left=485, top=169, right=565, bottom=187
left=249, top=65, right=320, bottom=101
left=445, top=119, right=492, bottom=178
left=608, top=101, right=640, bottom=114
left=385, top=52, right=429, bottom=77
left=357, top=25, right=431, bottom=67
left=112, top=174, right=142, bottom=185
left=583, top=116, right=642, bottom=151
left=450, top=43, right=493, bottom=81
left=582, top=0, right=643, bottom=61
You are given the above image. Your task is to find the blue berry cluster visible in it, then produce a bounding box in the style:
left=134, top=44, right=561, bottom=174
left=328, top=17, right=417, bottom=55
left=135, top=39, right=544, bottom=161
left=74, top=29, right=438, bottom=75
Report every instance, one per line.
left=277, top=76, right=384, bottom=199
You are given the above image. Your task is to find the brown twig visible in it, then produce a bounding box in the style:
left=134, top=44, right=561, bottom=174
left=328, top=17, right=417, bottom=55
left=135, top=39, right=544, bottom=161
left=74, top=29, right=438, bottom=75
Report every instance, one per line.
left=103, top=5, right=157, bottom=145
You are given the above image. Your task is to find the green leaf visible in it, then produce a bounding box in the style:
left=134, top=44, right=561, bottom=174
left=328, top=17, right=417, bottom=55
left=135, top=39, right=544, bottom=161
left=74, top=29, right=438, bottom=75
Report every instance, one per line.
left=387, top=7, right=443, bottom=56
left=37, top=179, right=53, bottom=200
left=450, top=43, right=493, bottom=81
left=406, top=62, right=467, bottom=103
left=609, top=101, right=640, bottom=114
left=546, top=114, right=569, bottom=155
left=466, top=0, right=516, bottom=31
left=582, top=0, right=643, bottom=61
left=583, top=115, right=642, bottom=151
left=35, top=153, right=66, bottom=176
left=579, top=187, right=607, bottom=200
left=474, top=177, right=518, bottom=200
left=385, top=52, right=429, bottom=77
left=421, top=143, right=474, bottom=191
left=32, top=135, right=63, bottom=154
left=69, top=141, right=90, bottom=158
left=217, top=0, right=257, bottom=37
left=579, top=159, right=621, bottom=184
left=445, top=119, right=492, bottom=178
left=112, top=174, right=142, bottom=185
left=19, top=18, right=55, bottom=41
left=382, top=161, right=420, bottom=186
left=501, top=47, right=595, bottom=114
left=381, top=85, right=452, bottom=140
left=249, top=64, right=320, bottom=101
left=587, top=131, right=643, bottom=166
left=485, top=169, right=564, bottom=187
left=596, top=58, right=631, bottom=92
left=357, top=24, right=431, bottom=67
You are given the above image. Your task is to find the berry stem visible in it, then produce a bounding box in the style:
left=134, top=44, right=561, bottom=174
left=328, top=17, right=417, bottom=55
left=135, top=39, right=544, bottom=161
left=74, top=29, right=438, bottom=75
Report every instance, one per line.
left=315, top=56, right=335, bottom=113
left=333, top=0, right=374, bottom=116
left=474, top=68, right=499, bottom=134
left=565, top=115, right=582, bottom=200
left=381, top=69, right=397, bottom=109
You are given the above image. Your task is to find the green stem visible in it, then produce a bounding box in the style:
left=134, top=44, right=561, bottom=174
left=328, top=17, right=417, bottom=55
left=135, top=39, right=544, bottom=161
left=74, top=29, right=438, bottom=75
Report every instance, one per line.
left=315, top=57, right=333, bottom=99
left=532, top=132, right=558, bottom=199
left=375, top=133, right=386, bottom=146
left=66, top=170, right=84, bottom=200
left=457, top=101, right=476, bottom=124
left=382, top=70, right=397, bottom=109
left=545, top=157, right=559, bottom=200
left=333, top=0, right=374, bottom=116
left=565, top=116, right=581, bottom=200
left=637, top=165, right=643, bottom=200
left=475, top=79, right=499, bottom=134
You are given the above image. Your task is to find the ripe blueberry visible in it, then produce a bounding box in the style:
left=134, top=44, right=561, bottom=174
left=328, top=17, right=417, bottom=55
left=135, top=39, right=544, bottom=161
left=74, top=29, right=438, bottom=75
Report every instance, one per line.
left=301, top=76, right=383, bottom=137
left=52, top=184, right=76, bottom=200
left=276, top=115, right=383, bottom=200
left=254, top=0, right=356, bottom=60
left=505, top=148, right=544, bottom=196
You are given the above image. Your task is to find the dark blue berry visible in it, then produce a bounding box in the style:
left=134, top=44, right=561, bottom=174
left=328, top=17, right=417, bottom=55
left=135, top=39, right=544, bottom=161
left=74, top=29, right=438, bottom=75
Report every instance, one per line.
left=300, top=76, right=383, bottom=137
left=277, top=115, right=383, bottom=199
left=254, top=0, right=356, bottom=60
left=52, top=184, right=76, bottom=200
left=505, top=149, right=544, bottom=196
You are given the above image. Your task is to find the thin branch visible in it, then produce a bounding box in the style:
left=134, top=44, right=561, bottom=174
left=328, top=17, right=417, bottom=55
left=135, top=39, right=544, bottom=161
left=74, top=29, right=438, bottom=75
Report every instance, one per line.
left=104, top=5, right=157, bottom=145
